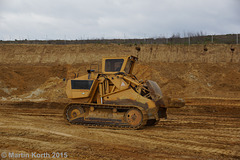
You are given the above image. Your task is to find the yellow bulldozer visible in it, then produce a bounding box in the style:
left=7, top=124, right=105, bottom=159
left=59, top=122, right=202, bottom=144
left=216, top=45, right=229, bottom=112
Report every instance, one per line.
left=64, top=55, right=184, bottom=129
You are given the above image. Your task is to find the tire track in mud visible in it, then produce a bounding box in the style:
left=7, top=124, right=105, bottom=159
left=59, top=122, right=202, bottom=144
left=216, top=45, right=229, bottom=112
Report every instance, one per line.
left=174, top=128, right=240, bottom=138
left=166, top=114, right=240, bottom=128
left=0, top=125, right=154, bottom=160
left=1, top=103, right=240, bottom=159
left=0, top=125, right=104, bottom=144
left=96, top=129, right=240, bottom=158
left=92, top=112, right=240, bottom=158
left=143, top=128, right=240, bottom=144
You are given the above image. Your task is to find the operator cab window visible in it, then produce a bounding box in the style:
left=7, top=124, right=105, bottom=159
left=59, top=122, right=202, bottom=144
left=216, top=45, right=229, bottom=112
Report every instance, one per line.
left=105, top=59, right=124, bottom=72
left=71, top=80, right=93, bottom=89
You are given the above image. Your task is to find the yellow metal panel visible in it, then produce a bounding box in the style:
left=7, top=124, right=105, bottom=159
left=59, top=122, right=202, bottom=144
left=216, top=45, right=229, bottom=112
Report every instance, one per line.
left=102, top=56, right=130, bottom=74
left=107, top=75, right=129, bottom=90
left=66, top=74, right=97, bottom=99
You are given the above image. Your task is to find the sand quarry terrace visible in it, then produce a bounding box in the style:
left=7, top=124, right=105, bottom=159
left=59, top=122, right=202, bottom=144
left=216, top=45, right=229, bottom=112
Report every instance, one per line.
left=0, top=43, right=240, bottom=160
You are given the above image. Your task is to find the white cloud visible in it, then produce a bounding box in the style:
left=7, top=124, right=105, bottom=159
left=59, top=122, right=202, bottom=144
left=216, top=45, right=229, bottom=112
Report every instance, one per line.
left=0, top=0, right=239, bottom=40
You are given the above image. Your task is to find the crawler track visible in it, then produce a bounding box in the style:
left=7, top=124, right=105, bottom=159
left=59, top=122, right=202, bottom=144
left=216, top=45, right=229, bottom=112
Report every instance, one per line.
left=64, top=103, right=148, bottom=130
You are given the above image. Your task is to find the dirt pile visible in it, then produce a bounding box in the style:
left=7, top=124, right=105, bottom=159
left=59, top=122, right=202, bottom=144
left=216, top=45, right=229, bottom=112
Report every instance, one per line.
left=0, top=65, right=67, bottom=101
left=0, top=62, right=240, bottom=102
left=147, top=62, right=240, bottom=98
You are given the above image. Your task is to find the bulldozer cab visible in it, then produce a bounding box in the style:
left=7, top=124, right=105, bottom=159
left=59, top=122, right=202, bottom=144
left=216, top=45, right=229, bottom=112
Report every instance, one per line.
left=102, top=55, right=138, bottom=75
left=66, top=55, right=138, bottom=99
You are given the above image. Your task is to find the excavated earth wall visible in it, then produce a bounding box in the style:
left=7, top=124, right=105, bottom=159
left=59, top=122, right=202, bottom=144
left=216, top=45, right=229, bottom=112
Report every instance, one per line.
left=0, top=44, right=240, bottom=101
left=0, top=44, right=240, bottom=64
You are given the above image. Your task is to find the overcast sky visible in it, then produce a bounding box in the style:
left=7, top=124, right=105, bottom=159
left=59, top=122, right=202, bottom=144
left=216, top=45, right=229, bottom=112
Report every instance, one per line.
left=0, top=0, right=239, bottom=40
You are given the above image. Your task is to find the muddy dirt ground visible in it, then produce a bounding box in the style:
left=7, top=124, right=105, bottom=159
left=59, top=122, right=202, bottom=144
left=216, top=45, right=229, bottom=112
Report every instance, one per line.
left=0, top=44, right=240, bottom=159
left=0, top=102, right=239, bottom=160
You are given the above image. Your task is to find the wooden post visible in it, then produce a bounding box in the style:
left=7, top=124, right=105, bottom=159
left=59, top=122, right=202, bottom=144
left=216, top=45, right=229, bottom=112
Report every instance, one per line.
left=237, top=34, right=239, bottom=45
